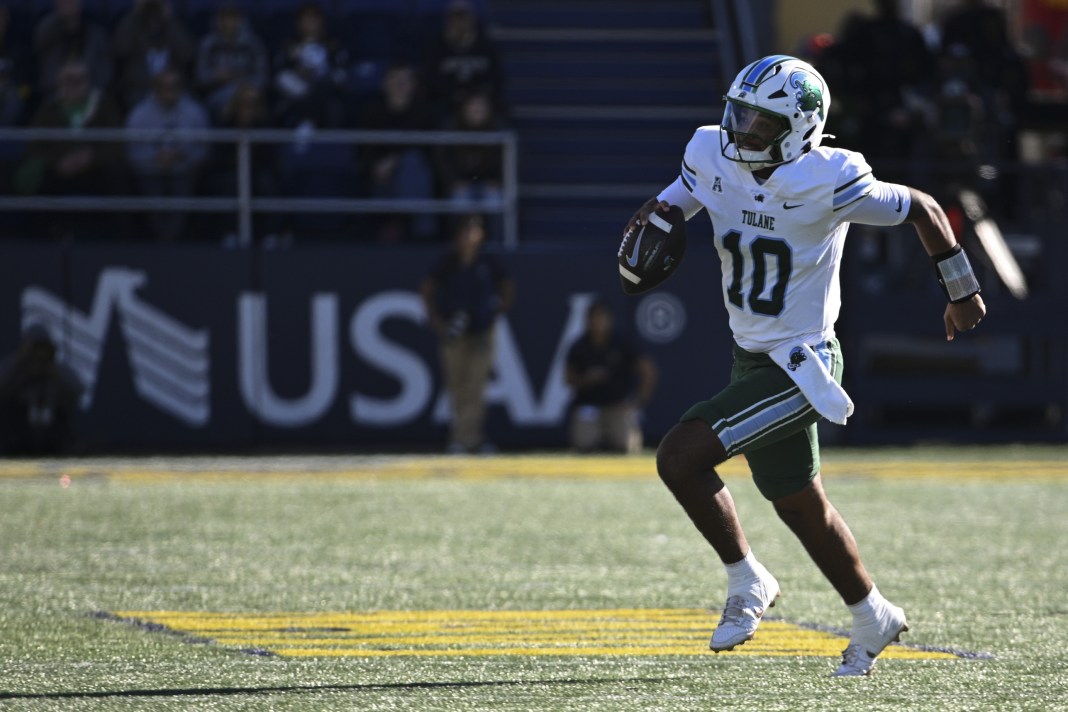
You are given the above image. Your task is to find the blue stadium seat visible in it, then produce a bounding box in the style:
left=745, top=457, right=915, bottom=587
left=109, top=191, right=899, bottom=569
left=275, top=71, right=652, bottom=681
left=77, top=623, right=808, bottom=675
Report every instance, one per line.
left=333, top=0, right=407, bottom=14
left=276, top=140, right=360, bottom=234
left=277, top=141, right=358, bottom=197
left=179, top=0, right=259, bottom=15
left=491, top=0, right=707, bottom=30
left=411, top=0, right=491, bottom=18
left=348, top=59, right=389, bottom=111
left=27, top=0, right=112, bottom=23
left=341, top=12, right=405, bottom=61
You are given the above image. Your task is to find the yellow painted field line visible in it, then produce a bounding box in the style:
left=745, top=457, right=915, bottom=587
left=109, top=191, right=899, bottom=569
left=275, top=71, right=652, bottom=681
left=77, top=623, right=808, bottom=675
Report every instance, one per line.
left=115, top=609, right=959, bottom=661
left=5, top=454, right=1068, bottom=483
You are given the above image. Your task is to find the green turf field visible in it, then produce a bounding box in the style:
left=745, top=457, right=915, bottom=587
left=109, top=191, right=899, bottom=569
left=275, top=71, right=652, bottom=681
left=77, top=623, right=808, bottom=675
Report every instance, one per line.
left=1, top=447, right=1066, bottom=710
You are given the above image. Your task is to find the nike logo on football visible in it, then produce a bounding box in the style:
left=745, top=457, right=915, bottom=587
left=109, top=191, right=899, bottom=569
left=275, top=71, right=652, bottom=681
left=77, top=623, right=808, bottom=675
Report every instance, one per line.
left=626, top=226, right=646, bottom=267
left=783, top=202, right=804, bottom=210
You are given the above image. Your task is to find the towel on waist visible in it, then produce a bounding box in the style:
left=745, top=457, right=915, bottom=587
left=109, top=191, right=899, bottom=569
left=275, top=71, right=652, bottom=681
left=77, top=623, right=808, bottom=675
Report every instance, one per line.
left=767, top=341, right=854, bottom=425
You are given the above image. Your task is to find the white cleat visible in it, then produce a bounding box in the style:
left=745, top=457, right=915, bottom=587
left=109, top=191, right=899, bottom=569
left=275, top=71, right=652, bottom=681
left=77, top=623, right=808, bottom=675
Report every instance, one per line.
left=709, top=570, right=780, bottom=652
left=833, top=603, right=909, bottom=677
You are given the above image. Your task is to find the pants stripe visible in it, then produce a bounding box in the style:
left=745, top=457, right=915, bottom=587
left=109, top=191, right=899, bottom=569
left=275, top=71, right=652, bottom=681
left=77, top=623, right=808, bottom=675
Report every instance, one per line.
left=715, top=391, right=814, bottom=456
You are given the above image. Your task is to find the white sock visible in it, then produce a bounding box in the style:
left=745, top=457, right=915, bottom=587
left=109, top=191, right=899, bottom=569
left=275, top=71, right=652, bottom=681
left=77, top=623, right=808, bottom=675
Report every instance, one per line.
left=724, top=549, right=763, bottom=593
left=847, top=584, right=887, bottom=626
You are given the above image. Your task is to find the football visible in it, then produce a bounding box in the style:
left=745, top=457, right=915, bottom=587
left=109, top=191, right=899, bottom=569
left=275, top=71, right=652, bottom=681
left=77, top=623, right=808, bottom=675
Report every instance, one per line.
left=617, top=204, right=687, bottom=295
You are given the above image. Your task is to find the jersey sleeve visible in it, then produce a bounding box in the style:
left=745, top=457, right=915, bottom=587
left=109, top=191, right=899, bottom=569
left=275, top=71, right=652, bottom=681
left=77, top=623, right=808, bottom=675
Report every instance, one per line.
left=831, top=151, right=876, bottom=214
left=657, top=176, right=705, bottom=219
left=840, top=180, right=911, bottom=226
left=656, top=130, right=711, bottom=219
left=828, top=150, right=911, bottom=226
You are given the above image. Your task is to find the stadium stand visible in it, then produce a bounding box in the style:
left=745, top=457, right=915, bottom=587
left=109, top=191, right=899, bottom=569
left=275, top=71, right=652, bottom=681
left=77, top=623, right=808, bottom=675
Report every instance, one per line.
left=4, top=0, right=728, bottom=245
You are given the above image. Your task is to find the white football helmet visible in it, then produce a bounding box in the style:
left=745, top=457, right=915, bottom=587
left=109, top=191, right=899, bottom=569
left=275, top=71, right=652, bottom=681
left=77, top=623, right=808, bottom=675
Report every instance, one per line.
left=720, top=54, right=830, bottom=170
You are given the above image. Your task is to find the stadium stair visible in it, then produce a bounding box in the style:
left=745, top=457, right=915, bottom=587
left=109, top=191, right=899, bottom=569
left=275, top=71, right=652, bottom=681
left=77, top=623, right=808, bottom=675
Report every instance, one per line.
left=488, top=0, right=731, bottom=244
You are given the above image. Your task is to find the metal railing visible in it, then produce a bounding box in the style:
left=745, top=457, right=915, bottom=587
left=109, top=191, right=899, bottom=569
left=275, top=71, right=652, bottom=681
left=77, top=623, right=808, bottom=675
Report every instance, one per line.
left=0, top=127, right=521, bottom=248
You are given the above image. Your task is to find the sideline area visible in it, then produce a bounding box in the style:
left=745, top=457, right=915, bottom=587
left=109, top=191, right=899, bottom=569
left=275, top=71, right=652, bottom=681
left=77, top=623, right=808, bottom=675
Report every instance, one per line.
left=0, top=447, right=1066, bottom=484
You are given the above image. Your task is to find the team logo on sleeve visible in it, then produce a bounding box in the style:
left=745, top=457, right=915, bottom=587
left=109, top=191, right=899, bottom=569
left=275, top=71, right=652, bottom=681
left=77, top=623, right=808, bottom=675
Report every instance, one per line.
left=711, top=176, right=723, bottom=193
left=787, top=346, right=807, bottom=371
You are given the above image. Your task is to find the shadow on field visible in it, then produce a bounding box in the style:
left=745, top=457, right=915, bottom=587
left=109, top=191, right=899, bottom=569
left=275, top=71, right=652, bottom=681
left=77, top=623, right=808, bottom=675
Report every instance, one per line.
left=0, top=677, right=672, bottom=701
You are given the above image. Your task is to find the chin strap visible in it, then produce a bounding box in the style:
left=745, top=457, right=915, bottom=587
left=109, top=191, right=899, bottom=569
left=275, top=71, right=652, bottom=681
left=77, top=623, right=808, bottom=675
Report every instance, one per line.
left=933, top=244, right=981, bottom=303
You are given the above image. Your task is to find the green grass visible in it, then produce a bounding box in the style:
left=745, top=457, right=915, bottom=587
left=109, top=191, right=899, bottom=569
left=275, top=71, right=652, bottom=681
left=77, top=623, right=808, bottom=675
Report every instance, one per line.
left=0, top=449, right=1066, bottom=710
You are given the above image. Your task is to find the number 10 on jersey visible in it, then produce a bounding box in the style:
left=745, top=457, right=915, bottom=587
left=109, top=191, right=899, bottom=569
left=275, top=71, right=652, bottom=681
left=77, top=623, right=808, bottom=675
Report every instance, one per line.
left=722, top=231, right=793, bottom=317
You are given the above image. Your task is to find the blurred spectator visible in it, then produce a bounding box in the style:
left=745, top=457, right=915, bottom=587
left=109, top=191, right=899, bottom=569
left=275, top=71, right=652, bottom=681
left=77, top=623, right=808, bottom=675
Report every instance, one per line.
left=817, top=0, right=932, bottom=170
left=0, top=324, right=83, bottom=455
left=565, top=298, right=657, bottom=454
left=811, top=12, right=867, bottom=150
left=195, top=3, right=268, bottom=119
left=435, top=90, right=504, bottom=204
left=941, top=0, right=1014, bottom=73
left=1052, top=34, right=1068, bottom=97
left=125, top=67, right=209, bottom=241
left=420, top=214, right=515, bottom=454
left=17, top=59, right=125, bottom=207
left=424, top=0, right=504, bottom=116
left=939, top=0, right=1027, bottom=164
left=273, top=2, right=349, bottom=129
left=932, top=44, right=987, bottom=167
left=0, top=6, right=32, bottom=127
left=207, top=83, right=280, bottom=244
left=360, top=61, right=437, bottom=242
left=112, top=0, right=195, bottom=112
left=210, top=83, right=276, bottom=194
left=33, top=0, right=112, bottom=98
left=1021, top=0, right=1068, bottom=98
left=0, top=7, right=30, bottom=205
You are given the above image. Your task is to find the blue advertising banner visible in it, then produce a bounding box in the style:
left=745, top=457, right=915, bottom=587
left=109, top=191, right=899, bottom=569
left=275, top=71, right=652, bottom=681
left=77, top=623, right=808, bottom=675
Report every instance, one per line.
left=0, top=240, right=735, bottom=450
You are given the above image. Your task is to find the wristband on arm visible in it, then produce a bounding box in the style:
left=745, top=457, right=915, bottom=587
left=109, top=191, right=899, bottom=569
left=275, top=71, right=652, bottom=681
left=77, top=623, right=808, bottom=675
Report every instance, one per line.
left=932, top=244, right=981, bottom=303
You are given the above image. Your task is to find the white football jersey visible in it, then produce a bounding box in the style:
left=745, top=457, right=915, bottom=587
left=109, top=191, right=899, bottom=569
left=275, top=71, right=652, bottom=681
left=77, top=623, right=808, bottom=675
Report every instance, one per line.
left=658, top=126, right=910, bottom=352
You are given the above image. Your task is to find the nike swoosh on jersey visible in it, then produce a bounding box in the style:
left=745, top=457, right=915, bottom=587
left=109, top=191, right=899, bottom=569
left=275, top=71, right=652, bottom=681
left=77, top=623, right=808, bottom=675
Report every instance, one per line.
left=626, top=226, right=646, bottom=267
left=895, top=196, right=903, bottom=212
left=783, top=202, right=804, bottom=210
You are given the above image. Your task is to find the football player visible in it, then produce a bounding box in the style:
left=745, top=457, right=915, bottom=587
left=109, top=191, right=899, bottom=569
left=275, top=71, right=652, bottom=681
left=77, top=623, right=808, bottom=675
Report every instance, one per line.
left=626, top=55, right=986, bottom=676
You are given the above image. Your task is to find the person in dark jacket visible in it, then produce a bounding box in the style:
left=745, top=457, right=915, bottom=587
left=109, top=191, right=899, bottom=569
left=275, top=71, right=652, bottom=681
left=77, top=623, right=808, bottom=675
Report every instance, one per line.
left=112, top=0, right=195, bottom=112
left=0, top=6, right=32, bottom=127
left=423, top=0, right=504, bottom=116
left=273, top=2, right=349, bottom=129
left=195, top=2, right=268, bottom=119
left=360, top=61, right=437, bottom=241
left=565, top=298, right=657, bottom=453
left=0, top=325, right=84, bottom=455
left=17, top=58, right=127, bottom=238
left=420, top=214, right=515, bottom=453
left=33, top=0, right=112, bottom=98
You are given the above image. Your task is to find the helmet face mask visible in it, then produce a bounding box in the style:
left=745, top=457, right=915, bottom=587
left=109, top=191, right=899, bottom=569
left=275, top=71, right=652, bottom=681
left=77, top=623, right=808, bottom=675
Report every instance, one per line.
left=723, top=101, right=791, bottom=161
left=720, top=55, right=830, bottom=171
